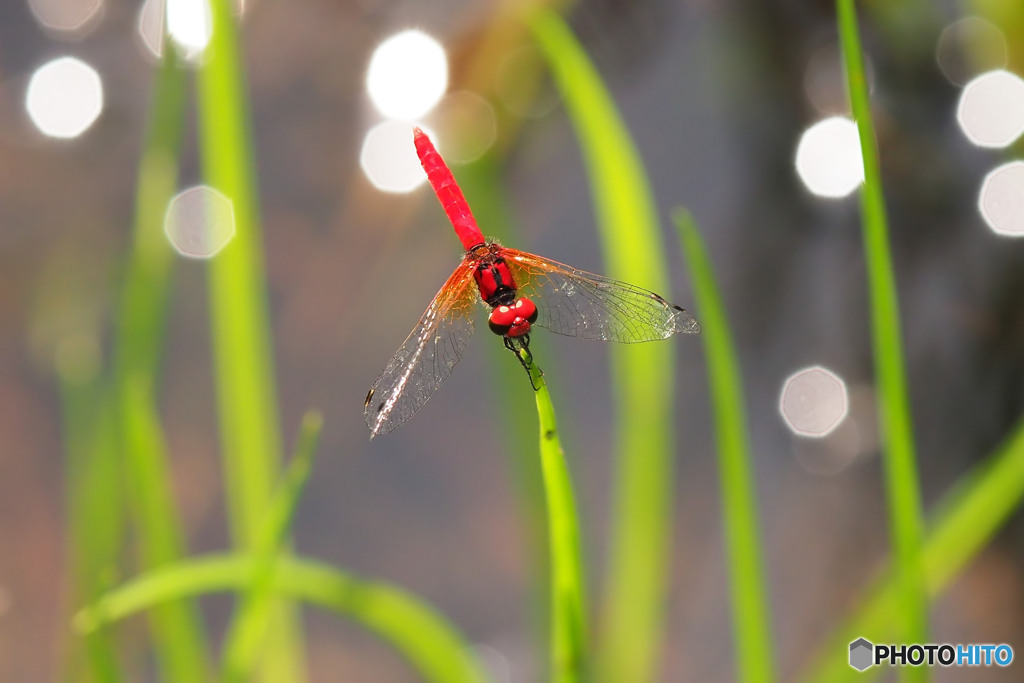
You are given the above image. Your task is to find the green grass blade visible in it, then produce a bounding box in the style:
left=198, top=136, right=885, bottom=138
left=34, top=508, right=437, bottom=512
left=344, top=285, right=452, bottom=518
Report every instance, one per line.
left=803, top=420, right=1024, bottom=682
left=110, top=43, right=209, bottom=683
left=75, top=554, right=489, bottom=683
left=515, top=346, right=587, bottom=682
left=119, top=378, right=209, bottom=681
left=837, top=0, right=927, bottom=663
left=529, top=10, right=676, bottom=681
left=197, top=0, right=282, bottom=557
left=675, top=211, right=775, bottom=683
left=196, top=1, right=304, bottom=680
left=115, top=45, right=185, bottom=380
left=459, top=155, right=550, bottom=650
left=221, top=412, right=323, bottom=683
left=58, top=359, right=124, bottom=683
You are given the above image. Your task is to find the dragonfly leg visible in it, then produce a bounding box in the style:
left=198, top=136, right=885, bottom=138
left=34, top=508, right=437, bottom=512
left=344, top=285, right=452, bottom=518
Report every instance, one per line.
left=504, top=335, right=542, bottom=390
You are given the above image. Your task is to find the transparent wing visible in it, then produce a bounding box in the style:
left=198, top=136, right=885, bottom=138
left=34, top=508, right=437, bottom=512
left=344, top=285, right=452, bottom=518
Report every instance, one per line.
left=502, top=248, right=700, bottom=342
left=364, top=261, right=479, bottom=438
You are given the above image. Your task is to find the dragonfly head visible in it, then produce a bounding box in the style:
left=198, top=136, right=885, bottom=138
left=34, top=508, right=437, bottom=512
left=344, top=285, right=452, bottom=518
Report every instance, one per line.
left=488, top=297, right=538, bottom=338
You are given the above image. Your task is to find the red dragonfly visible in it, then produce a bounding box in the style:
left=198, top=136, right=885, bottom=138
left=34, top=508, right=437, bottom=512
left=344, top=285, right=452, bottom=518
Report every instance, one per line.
left=364, top=128, right=700, bottom=438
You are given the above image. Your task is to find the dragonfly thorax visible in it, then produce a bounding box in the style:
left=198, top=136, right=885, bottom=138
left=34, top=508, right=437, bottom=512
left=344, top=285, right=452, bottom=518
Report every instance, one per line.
left=473, top=256, right=519, bottom=308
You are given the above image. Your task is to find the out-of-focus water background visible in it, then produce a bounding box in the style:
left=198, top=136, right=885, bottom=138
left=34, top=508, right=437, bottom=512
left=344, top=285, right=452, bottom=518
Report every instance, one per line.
left=2, top=0, right=1023, bottom=680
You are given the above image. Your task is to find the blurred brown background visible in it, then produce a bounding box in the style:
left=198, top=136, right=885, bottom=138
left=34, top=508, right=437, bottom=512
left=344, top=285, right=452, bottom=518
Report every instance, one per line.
left=1, top=0, right=1023, bottom=680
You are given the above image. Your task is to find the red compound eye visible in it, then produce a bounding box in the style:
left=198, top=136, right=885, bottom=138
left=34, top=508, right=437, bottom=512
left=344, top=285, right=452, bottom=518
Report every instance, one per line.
left=488, top=305, right=517, bottom=335
left=488, top=298, right=538, bottom=337
left=514, top=297, right=538, bottom=324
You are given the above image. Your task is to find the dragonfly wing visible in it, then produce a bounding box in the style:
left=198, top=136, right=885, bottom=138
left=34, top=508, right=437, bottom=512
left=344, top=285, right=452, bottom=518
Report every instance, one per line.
left=364, top=262, right=478, bottom=438
left=503, top=249, right=700, bottom=342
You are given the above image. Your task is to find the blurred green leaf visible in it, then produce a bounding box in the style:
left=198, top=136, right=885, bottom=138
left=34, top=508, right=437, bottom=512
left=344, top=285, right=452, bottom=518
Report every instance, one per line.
left=221, top=412, right=323, bottom=683
left=108, top=42, right=209, bottom=683
left=803, top=419, right=1024, bottom=682
left=77, top=555, right=489, bottom=683
left=837, top=0, right=928, bottom=667
left=59, top=368, right=124, bottom=683
left=196, top=1, right=305, bottom=679
left=675, top=211, right=775, bottom=683
left=119, top=379, right=209, bottom=682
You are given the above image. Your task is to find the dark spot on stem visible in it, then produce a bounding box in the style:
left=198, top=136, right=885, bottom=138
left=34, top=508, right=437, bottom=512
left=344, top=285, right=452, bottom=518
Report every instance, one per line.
left=544, top=429, right=556, bottom=441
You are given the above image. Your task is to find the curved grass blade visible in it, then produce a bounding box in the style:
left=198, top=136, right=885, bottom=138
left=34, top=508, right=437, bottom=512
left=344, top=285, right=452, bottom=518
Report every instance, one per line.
left=837, top=0, right=927, bottom=662
left=529, top=9, right=677, bottom=681
left=59, top=366, right=123, bottom=683
left=196, top=1, right=304, bottom=679
left=802, top=420, right=1024, bottom=682
left=119, top=378, right=210, bottom=681
left=221, top=411, right=323, bottom=683
left=75, top=555, right=489, bottom=683
left=514, top=344, right=587, bottom=682
left=675, top=211, right=775, bottom=683
left=112, top=43, right=209, bottom=683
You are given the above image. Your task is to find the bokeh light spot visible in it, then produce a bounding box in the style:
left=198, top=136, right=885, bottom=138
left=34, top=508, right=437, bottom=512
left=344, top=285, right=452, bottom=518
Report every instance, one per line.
left=26, top=57, right=103, bottom=139
left=793, top=385, right=876, bottom=476
left=360, top=121, right=431, bottom=193
left=164, top=185, right=236, bottom=258
left=473, top=645, right=511, bottom=683
left=936, top=17, right=1007, bottom=87
left=28, top=0, right=104, bottom=36
left=779, top=365, right=849, bottom=438
left=137, top=0, right=165, bottom=59
left=795, top=116, right=864, bottom=198
left=430, top=91, right=497, bottom=164
left=957, top=70, right=1024, bottom=148
left=366, top=30, right=448, bottom=120
left=167, top=0, right=212, bottom=58
left=978, top=161, right=1024, bottom=237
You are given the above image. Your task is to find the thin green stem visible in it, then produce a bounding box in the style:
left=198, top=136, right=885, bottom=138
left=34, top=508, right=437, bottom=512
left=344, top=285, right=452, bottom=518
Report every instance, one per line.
left=529, top=9, right=676, bottom=680
left=119, top=380, right=209, bottom=682
left=221, top=412, right=323, bottom=683
left=112, top=44, right=208, bottom=683
left=58, top=364, right=123, bottom=683
left=837, top=0, right=927, bottom=669
left=515, top=344, right=587, bottom=682
left=460, top=156, right=550, bottom=652
left=675, top=211, right=775, bottom=683
left=197, top=0, right=281, bottom=557
left=196, top=1, right=305, bottom=680
left=803, top=419, right=1024, bottom=682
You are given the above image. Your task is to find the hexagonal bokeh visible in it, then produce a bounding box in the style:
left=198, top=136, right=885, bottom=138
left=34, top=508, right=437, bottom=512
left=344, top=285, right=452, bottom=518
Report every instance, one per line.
left=957, top=69, right=1024, bottom=148
left=936, top=17, right=1007, bottom=87
left=360, top=121, right=431, bottom=193
left=26, top=57, right=104, bottom=139
left=28, top=0, right=104, bottom=36
left=849, top=637, right=874, bottom=671
left=794, top=116, right=864, bottom=199
left=779, top=365, right=849, bottom=438
left=979, top=161, right=1024, bottom=237
left=366, top=29, right=448, bottom=120
left=164, top=185, right=235, bottom=258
